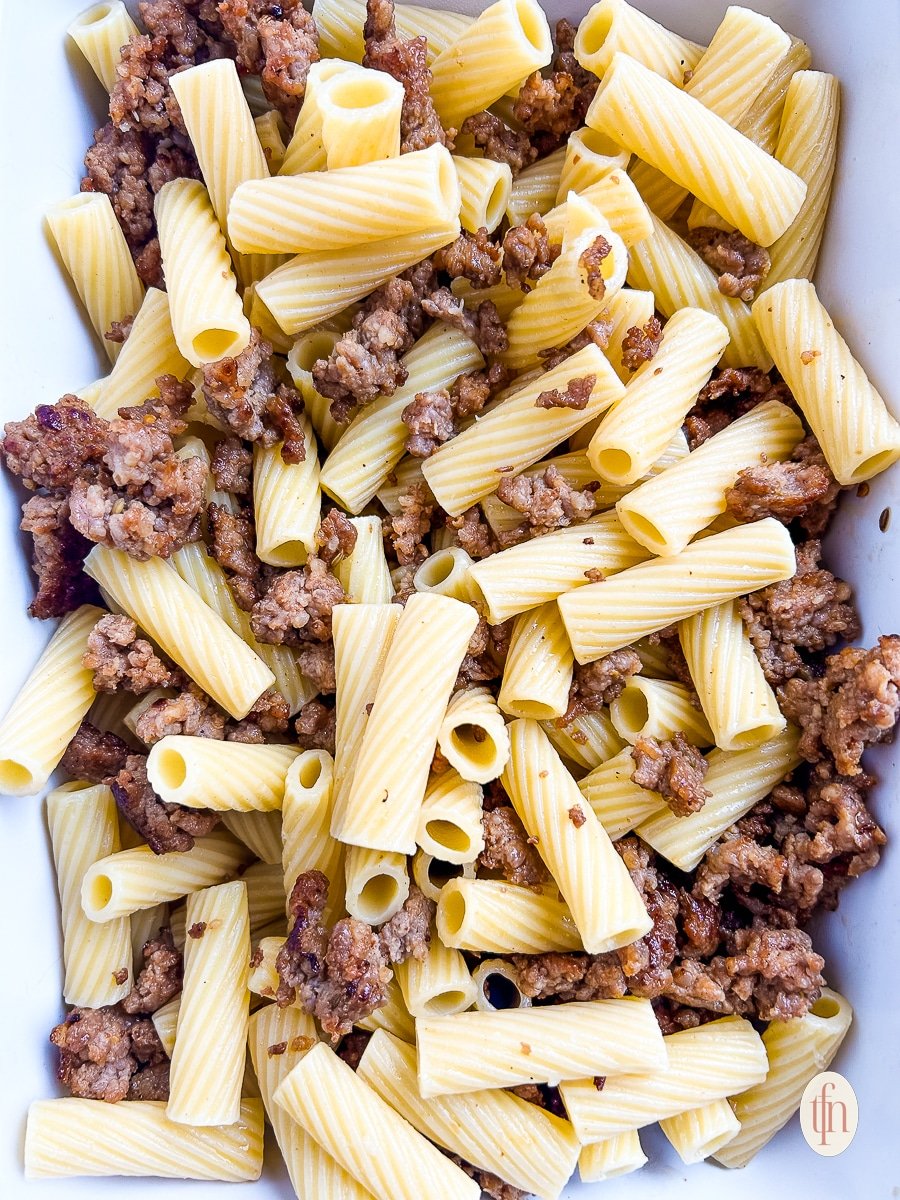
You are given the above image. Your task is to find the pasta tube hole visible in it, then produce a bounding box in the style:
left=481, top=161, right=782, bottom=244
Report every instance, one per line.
left=289, top=330, right=340, bottom=374
left=415, top=550, right=459, bottom=589
left=325, top=74, right=396, bottom=111
left=428, top=857, right=466, bottom=891
left=577, top=128, right=623, bottom=159
left=500, top=698, right=559, bottom=721
left=192, top=329, right=244, bottom=363
left=514, top=0, right=551, bottom=53
left=357, top=874, right=401, bottom=920
left=296, top=755, right=324, bottom=790
left=440, top=888, right=466, bottom=936
left=811, top=995, right=842, bottom=1020
left=852, top=450, right=898, bottom=482
left=578, top=5, right=614, bottom=56
left=86, top=873, right=114, bottom=914
left=484, top=178, right=509, bottom=231
left=0, top=758, right=33, bottom=793
left=473, top=959, right=530, bottom=1011
left=268, top=539, right=308, bottom=563
left=425, top=819, right=472, bottom=856
left=74, top=3, right=115, bottom=25
left=422, top=990, right=470, bottom=1016
left=728, top=722, right=783, bottom=751
left=450, top=724, right=498, bottom=768
left=155, top=746, right=188, bottom=790
left=612, top=687, right=649, bottom=737
left=619, top=511, right=665, bottom=553
left=594, top=447, right=634, bottom=483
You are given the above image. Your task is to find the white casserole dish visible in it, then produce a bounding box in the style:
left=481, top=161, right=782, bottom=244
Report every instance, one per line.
left=0, top=0, right=897, bottom=1195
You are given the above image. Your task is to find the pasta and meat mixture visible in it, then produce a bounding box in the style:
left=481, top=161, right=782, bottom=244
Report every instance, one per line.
left=4, top=0, right=897, bottom=1191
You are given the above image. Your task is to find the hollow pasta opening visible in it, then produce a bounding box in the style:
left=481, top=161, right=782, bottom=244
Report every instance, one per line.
left=484, top=177, right=509, bottom=231
left=155, top=746, right=188, bottom=790
left=297, top=754, right=323, bottom=790
left=193, top=328, right=242, bottom=363
left=327, top=75, right=395, bottom=111
left=0, top=759, right=34, bottom=793
left=577, top=4, right=615, bottom=56
left=358, top=873, right=400, bottom=918
left=440, top=888, right=466, bottom=936
left=505, top=698, right=559, bottom=721
left=852, top=450, right=898, bottom=482
left=268, top=540, right=308, bottom=565
left=87, top=873, right=114, bottom=914
left=428, top=857, right=465, bottom=891
left=811, top=994, right=842, bottom=1020
left=450, top=723, right=497, bottom=768
left=578, top=128, right=623, bottom=159
left=416, top=550, right=458, bottom=589
left=425, top=819, right=471, bottom=856
left=729, top=723, right=782, bottom=751
left=595, top=447, right=633, bottom=483
left=290, top=331, right=339, bottom=373
left=77, top=3, right=115, bottom=26
left=481, top=971, right=521, bottom=1010
left=614, top=686, right=650, bottom=737
left=620, top=510, right=665, bottom=553
left=515, top=0, right=550, bottom=52
left=425, top=990, right=469, bottom=1015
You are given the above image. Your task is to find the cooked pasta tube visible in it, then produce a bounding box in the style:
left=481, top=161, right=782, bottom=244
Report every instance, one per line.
left=503, top=719, right=650, bottom=952
left=437, top=877, right=582, bottom=954
left=413, top=547, right=478, bottom=604
left=417, top=770, right=484, bottom=865
left=93, top=288, right=190, bottom=419
left=437, top=687, right=510, bottom=785
left=358, top=974, right=417, bottom=1042
left=0, top=604, right=99, bottom=796
left=574, top=0, right=703, bottom=85
left=146, top=736, right=298, bottom=812
left=154, top=179, right=250, bottom=366
left=279, top=59, right=358, bottom=176
left=472, top=959, right=531, bottom=1011
left=241, top=861, right=289, bottom=938
left=360, top=1030, right=580, bottom=1200
left=274, top=1043, right=481, bottom=1200
left=286, top=327, right=345, bottom=452
left=412, top=851, right=477, bottom=904
left=317, top=66, right=404, bottom=169
left=753, top=280, right=900, bottom=485
left=313, top=0, right=472, bottom=63
left=67, top=1, right=139, bottom=91
left=635, top=726, right=802, bottom=870
left=417, top=997, right=665, bottom=1096
left=345, top=847, right=410, bottom=924
left=589, top=429, right=690, bottom=501
left=395, top=932, right=477, bottom=1018
left=221, top=810, right=283, bottom=865
left=505, top=146, right=567, bottom=225
left=498, top=601, right=574, bottom=721
left=571, top=290, right=658, bottom=410
left=609, top=677, right=714, bottom=746
left=679, top=601, right=786, bottom=752
left=716, top=988, right=853, bottom=1168
left=578, top=1131, right=647, bottom=1182
left=253, top=424, right=321, bottom=567
left=423, top=344, right=625, bottom=516
left=282, top=750, right=344, bottom=921
left=47, top=783, right=132, bottom=1007
left=660, top=1097, right=740, bottom=1164
left=541, top=710, right=625, bottom=771
left=167, top=880, right=250, bottom=1125
left=84, top=546, right=275, bottom=718
left=45, top=192, right=144, bottom=364
left=588, top=307, right=729, bottom=486
left=558, top=518, right=797, bottom=662
left=556, top=128, right=630, bottom=202
left=615, top=399, right=804, bottom=554
left=81, top=830, right=248, bottom=922
left=454, top=155, right=512, bottom=234
left=577, top=747, right=669, bottom=840
left=320, top=325, right=483, bottom=512
left=24, top=1098, right=263, bottom=1181
left=254, top=109, right=286, bottom=173
left=543, top=172, right=651, bottom=249
left=559, top=1016, right=768, bottom=1140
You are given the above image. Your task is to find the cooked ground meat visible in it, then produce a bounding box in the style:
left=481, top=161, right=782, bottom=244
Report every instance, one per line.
left=122, top=927, right=182, bottom=1014
left=387, top=482, right=434, bottom=566
left=460, top=111, right=536, bottom=175
left=514, top=951, right=627, bottom=1002
left=109, top=34, right=185, bottom=138
left=445, top=505, right=498, bottom=559
left=111, top=754, right=219, bottom=853
left=203, top=331, right=306, bottom=459
left=685, top=366, right=786, bottom=448
left=739, top=539, right=860, bottom=686
left=83, top=125, right=155, bottom=258
left=496, top=465, right=595, bottom=537
left=139, top=0, right=225, bottom=68
left=402, top=388, right=455, bottom=458
left=455, top=617, right=512, bottom=687
left=539, top=316, right=613, bottom=370
left=693, top=828, right=788, bottom=905
left=125, top=1061, right=171, bottom=1100
left=240, top=689, right=291, bottom=735
left=420, top=288, right=509, bottom=355
left=50, top=1005, right=168, bottom=1103
left=378, top=886, right=434, bottom=963
left=19, top=494, right=98, bottom=619
left=2, top=396, right=108, bottom=492
left=363, top=0, right=449, bottom=151
left=566, top=648, right=642, bottom=718
left=210, top=436, right=253, bottom=494
left=502, top=214, right=560, bottom=289
left=652, top=998, right=720, bottom=1035
left=297, top=641, right=337, bottom=693
left=631, top=733, right=711, bottom=817
left=534, top=373, right=596, bottom=410
left=133, top=236, right=165, bottom=288
left=479, top=806, right=548, bottom=886
left=61, top=722, right=132, bottom=784
left=705, top=923, right=825, bottom=1021
left=432, top=228, right=503, bottom=289
left=257, top=9, right=319, bottom=125
left=615, top=836, right=680, bottom=997
left=294, top=699, right=336, bottom=754
left=446, top=1155, right=527, bottom=1200
left=207, top=502, right=272, bottom=610
left=134, top=686, right=226, bottom=744
left=83, top=614, right=178, bottom=693
left=275, top=869, right=330, bottom=1006
left=513, top=69, right=593, bottom=154
left=621, top=317, right=664, bottom=372
left=105, top=316, right=134, bottom=346
left=315, top=508, right=358, bottom=567
left=688, top=227, right=771, bottom=302
left=251, top=556, right=343, bottom=645
left=579, top=235, right=612, bottom=302
left=726, top=435, right=841, bottom=537
left=336, top=1030, right=372, bottom=1072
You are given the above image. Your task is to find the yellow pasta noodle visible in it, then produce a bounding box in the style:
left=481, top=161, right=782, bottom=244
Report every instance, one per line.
left=147, top=736, right=298, bottom=812
left=286, top=326, right=345, bottom=452
left=609, top=677, right=714, bottom=746
left=254, top=109, right=287, bottom=174
left=454, top=155, right=512, bottom=234
left=93, top=287, right=190, bottom=419
left=437, top=687, right=510, bottom=784
left=543, top=171, right=651, bottom=249
left=505, top=146, right=567, bottom=225
left=358, top=973, right=417, bottom=1042
left=221, top=810, right=283, bottom=865
left=319, top=67, right=405, bottom=169
left=282, top=750, right=344, bottom=922
left=542, top=710, right=625, bottom=772
left=67, top=2, right=139, bottom=91
left=577, top=746, right=665, bottom=840
left=254, top=422, right=321, bottom=567
left=659, top=1097, right=740, bottom=1164
left=279, top=59, right=358, bottom=176
left=437, top=877, right=582, bottom=954
left=578, top=1131, right=647, bottom=1182
left=498, top=601, right=574, bottom=721
left=574, top=0, right=703, bottom=85
left=417, top=770, right=484, bottom=865
left=413, top=547, right=480, bottom=604
left=556, top=128, right=630, bottom=202
left=395, top=931, right=477, bottom=1017
left=313, top=0, right=471, bottom=63
left=345, top=846, right=410, bottom=924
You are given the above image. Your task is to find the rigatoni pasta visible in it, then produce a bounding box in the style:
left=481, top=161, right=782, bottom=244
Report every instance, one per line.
left=416, top=770, right=485, bottom=864
left=146, top=736, right=299, bottom=812
left=436, top=687, right=510, bottom=784
left=437, top=877, right=582, bottom=954
left=253, top=421, right=321, bottom=567
left=66, top=1, right=139, bottom=91
left=574, top=0, right=704, bottom=84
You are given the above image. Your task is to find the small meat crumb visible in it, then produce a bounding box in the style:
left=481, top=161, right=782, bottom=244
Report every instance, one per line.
left=631, top=733, right=711, bottom=817
left=688, top=228, right=771, bottom=302
left=568, top=805, right=586, bottom=828
left=460, top=111, right=536, bottom=175
left=363, top=0, right=450, bottom=152
left=478, top=806, right=548, bottom=886
left=187, top=922, right=207, bottom=939
left=432, top=228, right=502, bottom=289
left=496, top=465, right=595, bottom=538
left=502, top=214, right=560, bottom=290
left=621, top=317, right=664, bottom=372
left=83, top=613, right=177, bottom=694
left=534, top=374, right=596, bottom=410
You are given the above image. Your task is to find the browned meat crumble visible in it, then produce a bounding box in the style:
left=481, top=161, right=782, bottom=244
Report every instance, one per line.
left=534, top=374, right=596, bottom=410
left=726, top=435, right=842, bottom=536
left=294, top=699, right=336, bottom=755
left=83, top=613, right=178, bottom=693
left=210, top=436, right=253, bottom=494
left=688, top=227, right=771, bottom=301
left=122, top=927, right=183, bottom=1014
left=60, top=722, right=132, bottom=784
left=631, top=733, right=711, bottom=817
left=250, top=556, right=344, bottom=644
left=135, top=685, right=227, bottom=744
left=219, top=0, right=319, bottom=125
left=460, top=112, right=536, bottom=175
left=50, top=1001, right=170, bottom=1103
left=478, top=806, right=549, bottom=886
left=566, top=648, right=642, bottom=719
left=496, top=465, right=596, bottom=538
left=502, top=214, right=561, bottom=289
left=111, top=754, right=219, bottom=853
left=433, top=228, right=503, bottom=289
left=19, top=494, right=99, bottom=619
left=621, top=316, right=664, bottom=372
left=421, top=289, right=509, bottom=355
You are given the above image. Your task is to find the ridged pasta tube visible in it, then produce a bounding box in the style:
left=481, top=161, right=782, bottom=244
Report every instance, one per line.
left=319, top=67, right=404, bottom=169
left=47, top=783, right=132, bottom=1007
left=502, top=719, right=651, bottom=952
left=498, top=601, right=574, bottom=721
left=556, top=128, right=630, bottom=202
left=578, top=1131, right=647, bottom=1182
left=753, top=279, right=900, bottom=484
left=84, top=546, right=275, bottom=718
left=423, top=344, right=625, bottom=515
left=81, top=829, right=248, bottom=922
left=345, top=847, right=410, bottom=924
left=437, top=877, right=582, bottom=954
left=437, top=687, right=510, bottom=784
left=577, top=747, right=671, bottom=840
left=609, top=677, right=714, bottom=746
left=558, top=518, right=797, bottom=662
left=282, top=750, right=344, bottom=920
left=67, top=1, right=139, bottom=91
left=279, top=59, right=358, bottom=176
left=395, top=933, right=477, bottom=1017
left=590, top=429, right=690, bottom=502
left=454, top=155, right=512, bottom=234
left=413, top=547, right=479, bottom=604
left=429, top=0, right=552, bottom=130
left=274, top=1043, right=481, bottom=1200
left=417, top=770, right=484, bottom=864
left=615, top=399, right=804, bottom=554
left=287, top=326, right=345, bottom=452
left=150, top=995, right=179, bottom=1057
left=542, top=710, right=625, bottom=771
left=247, top=935, right=287, bottom=1004
left=45, top=193, right=144, bottom=364
left=574, top=0, right=703, bottom=85
left=560, top=1016, right=768, bottom=1140
left=659, top=1097, right=740, bottom=1164
left=166, top=881, right=249, bottom=1125
left=334, top=518, right=394, bottom=601
left=24, top=1098, right=263, bottom=1181
left=334, top=594, right=479, bottom=853
left=412, top=851, right=476, bottom=904
left=472, top=959, right=531, bottom=1011
left=715, top=988, right=853, bottom=1168
left=94, top=288, right=190, bottom=419
left=313, top=0, right=471, bottom=63
left=358, top=974, right=417, bottom=1042
left=0, top=604, right=100, bottom=796
left=254, top=109, right=286, bottom=173
left=147, top=736, right=299, bottom=812
left=417, top=997, right=666, bottom=1097
left=253, top=423, right=321, bottom=567
left=588, top=308, right=729, bottom=486
left=505, top=146, right=567, bottom=225
left=241, top=860, right=289, bottom=937
left=543, top=172, right=651, bottom=249
left=635, top=726, right=802, bottom=871
left=154, top=179, right=251, bottom=365
left=679, top=600, right=786, bottom=752
left=360, top=1030, right=580, bottom=1200
left=221, top=809, right=283, bottom=864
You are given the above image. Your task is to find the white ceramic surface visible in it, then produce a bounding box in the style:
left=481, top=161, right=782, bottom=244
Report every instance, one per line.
left=0, top=1, right=898, bottom=1196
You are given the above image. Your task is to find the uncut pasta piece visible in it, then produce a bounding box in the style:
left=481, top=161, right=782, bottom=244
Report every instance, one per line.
left=360, top=1030, right=580, bottom=1200
left=541, top=710, right=625, bottom=772
left=395, top=931, right=477, bottom=1017
left=67, top=1, right=139, bottom=91
left=635, top=726, right=802, bottom=871
left=282, top=750, right=344, bottom=921
left=221, top=810, right=283, bottom=865
left=279, top=59, right=358, bottom=176
left=568, top=289, right=656, bottom=412
left=81, top=830, right=248, bottom=922
left=590, top=430, right=690, bottom=502
left=560, top=1016, right=768, bottom=1141
left=454, top=156, right=512, bottom=234
left=358, top=974, right=417, bottom=1042
left=313, top=0, right=471, bottom=63
left=498, top=601, right=574, bottom=721
left=417, top=770, right=484, bottom=865
left=628, top=211, right=771, bottom=370
left=574, top=0, right=703, bottom=85
left=243, top=861, right=289, bottom=937
left=505, top=146, right=567, bottom=225
left=84, top=546, right=275, bottom=718
left=437, top=877, right=582, bottom=954
left=147, top=737, right=299, bottom=812
left=257, top=220, right=460, bottom=336
left=578, top=1131, right=647, bottom=1182
left=659, top=1097, right=740, bottom=1164
left=715, top=988, right=853, bottom=1168
left=334, top=594, right=479, bottom=853
left=679, top=600, right=786, bottom=752
left=320, top=326, right=484, bottom=512
left=24, top=1098, right=263, bottom=1181
left=414, top=547, right=479, bottom=604
left=47, top=783, right=132, bottom=1007
left=319, top=67, right=404, bottom=169
left=556, top=128, right=630, bottom=203
left=154, top=179, right=251, bottom=366
left=334, top=516, right=393, bottom=603
left=587, top=307, right=729, bottom=486
left=558, top=518, right=797, bottom=663
left=45, top=193, right=144, bottom=365
left=416, top=997, right=665, bottom=1097
left=542, top=172, right=651, bottom=249
left=609, top=677, right=714, bottom=746
left=412, top=850, right=476, bottom=904
left=502, top=719, right=650, bottom=952
left=753, top=279, right=900, bottom=484
left=422, top=344, right=625, bottom=516
left=249, top=1006, right=372, bottom=1200
left=287, top=327, right=344, bottom=452
left=472, top=959, right=531, bottom=1011
left=437, top=688, right=510, bottom=785
left=616, top=399, right=804, bottom=555
left=0, top=604, right=99, bottom=796
left=230, top=145, right=457, bottom=253
left=274, top=1043, right=481, bottom=1200
left=254, top=110, right=286, bottom=174
left=93, top=288, right=190, bottom=419
left=254, top=422, right=321, bottom=567
left=577, top=747, right=671, bottom=840
left=345, top=847, right=410, bottom=924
